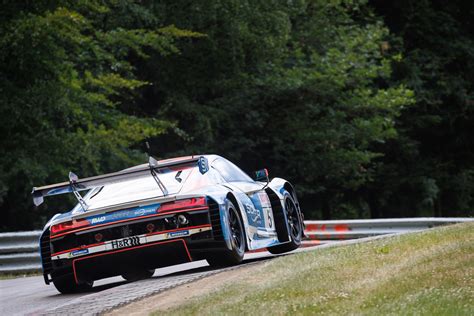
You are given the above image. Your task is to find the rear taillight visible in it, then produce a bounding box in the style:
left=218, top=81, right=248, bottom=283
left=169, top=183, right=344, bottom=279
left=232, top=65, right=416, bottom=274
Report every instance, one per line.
left=50, top=219, right=88, bottom=236
left=158, top=197, right=207, bottom=212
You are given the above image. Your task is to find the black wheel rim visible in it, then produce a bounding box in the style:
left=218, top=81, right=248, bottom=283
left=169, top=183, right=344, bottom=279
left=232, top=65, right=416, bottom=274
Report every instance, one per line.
left=229, top=207, right=244, bottom=253
left=285, top=197, right=302, bottom=241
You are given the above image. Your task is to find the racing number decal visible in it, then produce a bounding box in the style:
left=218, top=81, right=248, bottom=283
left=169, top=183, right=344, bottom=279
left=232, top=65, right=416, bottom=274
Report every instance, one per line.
left=267, top=210, right=273, bottom=228
left=257, top=192, right=274, bottom=229
left=198, top=156, right=209, bottom=174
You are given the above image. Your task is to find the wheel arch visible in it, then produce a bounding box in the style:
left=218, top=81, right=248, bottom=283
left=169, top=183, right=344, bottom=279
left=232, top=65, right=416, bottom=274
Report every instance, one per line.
left=283, top=182, right=299, bottom=205
left=282, top=181, right=305, bottom=235
left=225, top=192, right=249, bottom=251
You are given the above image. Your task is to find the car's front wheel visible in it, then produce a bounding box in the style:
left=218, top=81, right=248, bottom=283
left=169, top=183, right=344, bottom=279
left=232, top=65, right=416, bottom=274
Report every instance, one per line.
left=207, top=200, right=246, bottom=267
left=53, top=274, right=93, bottom=294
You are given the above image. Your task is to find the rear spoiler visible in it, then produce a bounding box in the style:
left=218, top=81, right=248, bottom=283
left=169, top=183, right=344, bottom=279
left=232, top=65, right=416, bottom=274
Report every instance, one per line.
left=31, top=156, right=209, bottom=208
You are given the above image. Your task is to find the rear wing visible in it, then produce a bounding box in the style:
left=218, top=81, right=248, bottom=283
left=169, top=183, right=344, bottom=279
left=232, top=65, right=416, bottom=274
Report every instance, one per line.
left=31, top=156, right=209, bottom=208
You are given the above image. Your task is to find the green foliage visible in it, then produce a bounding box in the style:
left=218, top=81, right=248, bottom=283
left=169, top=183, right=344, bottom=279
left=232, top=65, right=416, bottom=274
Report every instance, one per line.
left=368, top=0, right=474, bottom=217
left=1, top=0, right=472, bottom=230
left=0, top=1, right=195, bottom=230
left=148, top=0, right=414, bottom=219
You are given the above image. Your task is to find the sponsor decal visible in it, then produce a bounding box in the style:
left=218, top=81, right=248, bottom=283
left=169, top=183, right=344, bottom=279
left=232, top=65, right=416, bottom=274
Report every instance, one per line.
left=71, top=249, right=89, bottom=257
left=167, top=230, right=190, bottom=238
left=134, top=208, right=154, bottom=217
left=91, top=216, right=106, bottom=224
left=245, top=203, right=262, bottom=224
left=111, top=236, right=141, bottom=249
left=87, top=204, right=159, bottom=226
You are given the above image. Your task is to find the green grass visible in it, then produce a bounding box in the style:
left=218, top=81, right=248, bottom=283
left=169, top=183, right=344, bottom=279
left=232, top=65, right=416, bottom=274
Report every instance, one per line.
left=154, top=222, right=474, bottom=315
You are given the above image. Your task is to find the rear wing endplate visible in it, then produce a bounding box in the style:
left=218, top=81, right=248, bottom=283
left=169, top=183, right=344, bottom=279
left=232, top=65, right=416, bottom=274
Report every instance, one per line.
left=31, top=156, right=208, bottom=207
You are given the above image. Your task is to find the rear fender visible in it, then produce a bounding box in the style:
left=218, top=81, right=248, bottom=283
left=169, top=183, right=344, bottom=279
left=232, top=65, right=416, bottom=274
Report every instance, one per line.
left=225, top=192, right=252, bottom=251
left=204, top=188, right=249, bottom=251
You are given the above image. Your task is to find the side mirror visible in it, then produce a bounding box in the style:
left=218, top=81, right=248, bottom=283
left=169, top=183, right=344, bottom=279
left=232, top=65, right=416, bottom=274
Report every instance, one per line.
left=254, top=168, right=269, bottom=182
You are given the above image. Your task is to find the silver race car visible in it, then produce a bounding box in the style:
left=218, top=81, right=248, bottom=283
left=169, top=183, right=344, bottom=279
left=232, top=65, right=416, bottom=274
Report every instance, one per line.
left=32, top=155, right=304, bottom=293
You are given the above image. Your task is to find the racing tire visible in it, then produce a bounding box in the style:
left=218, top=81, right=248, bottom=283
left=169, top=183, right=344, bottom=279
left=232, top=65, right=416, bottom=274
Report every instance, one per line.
left=267, top=193, right=303, bottom=254
left=206, top=200, right=246, bottom=267
left=121, top=269, right=155, bottom=281
left=53, top=274, right=93, bottom=294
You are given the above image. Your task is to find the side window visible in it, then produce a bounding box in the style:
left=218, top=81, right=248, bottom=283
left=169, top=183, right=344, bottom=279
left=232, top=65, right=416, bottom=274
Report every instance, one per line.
left=207, top=168, right=226, bottom=184
left=212, top=159, right=253, bottom=182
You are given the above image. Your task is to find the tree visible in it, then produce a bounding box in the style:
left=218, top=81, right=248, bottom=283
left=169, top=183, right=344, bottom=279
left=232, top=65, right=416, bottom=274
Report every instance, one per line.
left=369, top=0, right=474, bottom=217
left=144, top=0, right=414, bottom=219
left=0, top=1, right=199, bottom=230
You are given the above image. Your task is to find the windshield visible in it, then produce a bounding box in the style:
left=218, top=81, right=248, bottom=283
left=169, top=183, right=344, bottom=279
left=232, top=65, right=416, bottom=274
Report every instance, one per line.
left=74, top=165, right=222, bottom=211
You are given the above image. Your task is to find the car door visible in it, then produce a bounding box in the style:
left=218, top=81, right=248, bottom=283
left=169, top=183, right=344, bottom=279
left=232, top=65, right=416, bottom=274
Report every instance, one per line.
left=211, top=158, right=276, bottom=238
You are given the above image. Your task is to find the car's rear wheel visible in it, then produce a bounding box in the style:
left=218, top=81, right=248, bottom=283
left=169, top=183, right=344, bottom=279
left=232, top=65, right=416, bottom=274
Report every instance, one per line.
left=53, top=274, right=93, bottom=294
left=121, top=268, right=155, bottom=281
left=267, top=193, right=303, bottom=254
left=207, top=200, right=246, bottom=267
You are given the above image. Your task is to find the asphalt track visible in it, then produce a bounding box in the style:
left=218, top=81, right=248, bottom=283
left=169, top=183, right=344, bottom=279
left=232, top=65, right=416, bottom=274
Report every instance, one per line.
left=0, top=251, right=280, bottom=315
left=0, top=235, right=398, bottom=316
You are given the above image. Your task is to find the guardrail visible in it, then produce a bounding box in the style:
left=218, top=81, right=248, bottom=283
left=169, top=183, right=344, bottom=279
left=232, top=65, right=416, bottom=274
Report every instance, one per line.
left=0, top=231, right=42, bottom=274
left=303, top=217, right=473, bottom=240
left=1, top=217, right=472, bottom=274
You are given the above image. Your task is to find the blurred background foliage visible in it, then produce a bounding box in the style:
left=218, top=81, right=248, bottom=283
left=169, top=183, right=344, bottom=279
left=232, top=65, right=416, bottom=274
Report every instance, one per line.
left=0, top=0, right=472, bottom=230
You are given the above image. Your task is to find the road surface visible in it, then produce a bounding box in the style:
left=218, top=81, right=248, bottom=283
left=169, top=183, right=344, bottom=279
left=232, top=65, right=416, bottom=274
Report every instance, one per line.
left=0, top=252, right=275, bottom=315
left=0, top=235, right=396, bottom=315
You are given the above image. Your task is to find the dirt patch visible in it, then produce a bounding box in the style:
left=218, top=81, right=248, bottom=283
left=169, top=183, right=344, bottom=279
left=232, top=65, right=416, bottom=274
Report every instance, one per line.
left=106, top=263, right=262, bottom=316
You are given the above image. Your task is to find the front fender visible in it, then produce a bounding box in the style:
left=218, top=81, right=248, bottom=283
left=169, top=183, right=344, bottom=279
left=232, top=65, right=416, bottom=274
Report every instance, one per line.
left=267, top=177, right=288, bottom=200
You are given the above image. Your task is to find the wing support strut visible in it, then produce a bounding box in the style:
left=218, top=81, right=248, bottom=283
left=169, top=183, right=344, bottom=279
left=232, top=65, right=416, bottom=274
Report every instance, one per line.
left=148, top=157, right=169, bottom=196
left=69, top=172, right=88, bottom=212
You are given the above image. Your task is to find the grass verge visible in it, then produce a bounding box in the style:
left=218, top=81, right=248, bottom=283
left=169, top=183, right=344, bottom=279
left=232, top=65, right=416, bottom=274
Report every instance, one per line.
left=153, top=222, right=473, bottom=315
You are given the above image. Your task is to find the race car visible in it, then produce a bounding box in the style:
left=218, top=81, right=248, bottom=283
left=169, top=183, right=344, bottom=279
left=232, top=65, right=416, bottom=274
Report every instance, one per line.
left=32, top=155, right=304, bottom=294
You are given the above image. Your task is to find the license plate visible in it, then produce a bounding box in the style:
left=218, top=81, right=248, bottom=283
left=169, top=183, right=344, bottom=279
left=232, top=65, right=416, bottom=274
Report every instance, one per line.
left=111, top=236, right=141, bottom=249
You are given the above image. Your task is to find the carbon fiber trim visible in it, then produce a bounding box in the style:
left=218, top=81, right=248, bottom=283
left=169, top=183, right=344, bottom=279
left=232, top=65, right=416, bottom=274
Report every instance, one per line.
left=208, top=199, right=223, bottom=240
left=265, top=188, right=290, bottom=242
left=39, top=229, right=52, bottom=283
